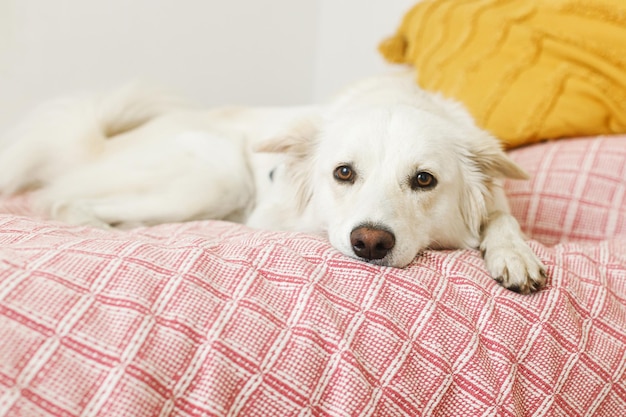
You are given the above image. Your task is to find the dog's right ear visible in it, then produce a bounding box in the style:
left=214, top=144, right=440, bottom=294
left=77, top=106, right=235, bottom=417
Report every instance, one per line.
left=253, top=117, right=319, bottom=159
left=254, top=117, right=320, bottom=213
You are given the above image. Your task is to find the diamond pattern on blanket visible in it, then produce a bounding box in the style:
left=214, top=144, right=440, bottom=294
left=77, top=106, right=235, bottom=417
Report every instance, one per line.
left=0, top=135, right=625, bottom=416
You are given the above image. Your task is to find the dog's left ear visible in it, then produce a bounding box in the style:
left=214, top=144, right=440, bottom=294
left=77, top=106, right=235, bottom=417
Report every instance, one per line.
left=470, top=134, right=528, bottom=180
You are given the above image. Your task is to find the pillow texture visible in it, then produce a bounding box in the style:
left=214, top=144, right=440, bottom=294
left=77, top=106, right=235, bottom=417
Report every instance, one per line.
left=506, top=134, right=626, bottom=246
left=379, top=0, right=626, bottom=148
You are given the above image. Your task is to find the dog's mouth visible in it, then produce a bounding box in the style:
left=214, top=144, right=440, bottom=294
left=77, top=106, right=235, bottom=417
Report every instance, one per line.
left=357, top=256, right=393, bottom=267
left=354, top=249, right=425, bottom=269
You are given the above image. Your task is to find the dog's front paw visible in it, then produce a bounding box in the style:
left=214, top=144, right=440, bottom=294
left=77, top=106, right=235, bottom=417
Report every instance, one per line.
left=480, top=210, right=547, bottom=294
left=482, top=241, right=547, bottom=294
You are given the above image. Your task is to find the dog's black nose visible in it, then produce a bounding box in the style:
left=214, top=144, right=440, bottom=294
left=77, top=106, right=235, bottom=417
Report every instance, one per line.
left=350, top=226, right=395, bottom=260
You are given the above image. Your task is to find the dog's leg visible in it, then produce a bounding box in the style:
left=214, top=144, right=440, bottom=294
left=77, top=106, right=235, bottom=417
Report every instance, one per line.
left=43, top=185, right=252, bottom=229
left=480, top=185, right=547, bottom=294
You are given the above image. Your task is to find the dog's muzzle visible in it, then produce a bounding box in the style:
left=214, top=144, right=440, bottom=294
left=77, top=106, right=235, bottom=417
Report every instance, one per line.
left=350, top=225, right=395, bottom=261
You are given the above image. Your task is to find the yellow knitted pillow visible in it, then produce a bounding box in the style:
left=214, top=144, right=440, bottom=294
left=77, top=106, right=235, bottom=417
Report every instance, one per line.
left=379, top=0, right=626, bottom=148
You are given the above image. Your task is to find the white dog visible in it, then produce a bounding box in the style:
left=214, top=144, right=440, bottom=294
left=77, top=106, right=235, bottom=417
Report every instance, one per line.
left=0, top=74, right=546, bottom=293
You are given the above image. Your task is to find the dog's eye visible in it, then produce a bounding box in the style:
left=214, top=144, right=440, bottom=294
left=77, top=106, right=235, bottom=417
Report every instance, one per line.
left=411, top=171, right=437, bottom=190
left=334, top=165, right=356, bottom=183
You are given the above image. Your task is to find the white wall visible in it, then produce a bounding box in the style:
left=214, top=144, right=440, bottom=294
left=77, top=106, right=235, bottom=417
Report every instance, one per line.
left=313, top=0, right=417, bottom=101
left=0, top=0, right=415, bottom=131
left=0, top=0, right=320, bottom=130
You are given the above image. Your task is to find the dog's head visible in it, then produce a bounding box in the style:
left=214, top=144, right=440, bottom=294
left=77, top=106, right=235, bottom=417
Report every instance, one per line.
left=254, top=101, right=526, bottom=268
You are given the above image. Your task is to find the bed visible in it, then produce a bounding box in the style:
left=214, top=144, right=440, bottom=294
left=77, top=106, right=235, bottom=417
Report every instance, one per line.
left=2, top=0, right=626, bottom=414
left=0, top=134, right=625, bottom=416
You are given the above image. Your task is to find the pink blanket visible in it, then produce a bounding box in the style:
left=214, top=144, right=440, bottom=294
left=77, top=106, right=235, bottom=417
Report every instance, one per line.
left=0, top=136, right=625, bottom=416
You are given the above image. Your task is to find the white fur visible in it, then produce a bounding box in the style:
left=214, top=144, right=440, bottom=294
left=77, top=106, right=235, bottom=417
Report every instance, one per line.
left=0, top=73, right=546, bottom=293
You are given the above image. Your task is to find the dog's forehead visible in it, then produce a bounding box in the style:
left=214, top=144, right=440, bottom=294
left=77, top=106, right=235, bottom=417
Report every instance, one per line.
left=321, top=106, right=464, bottom=160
